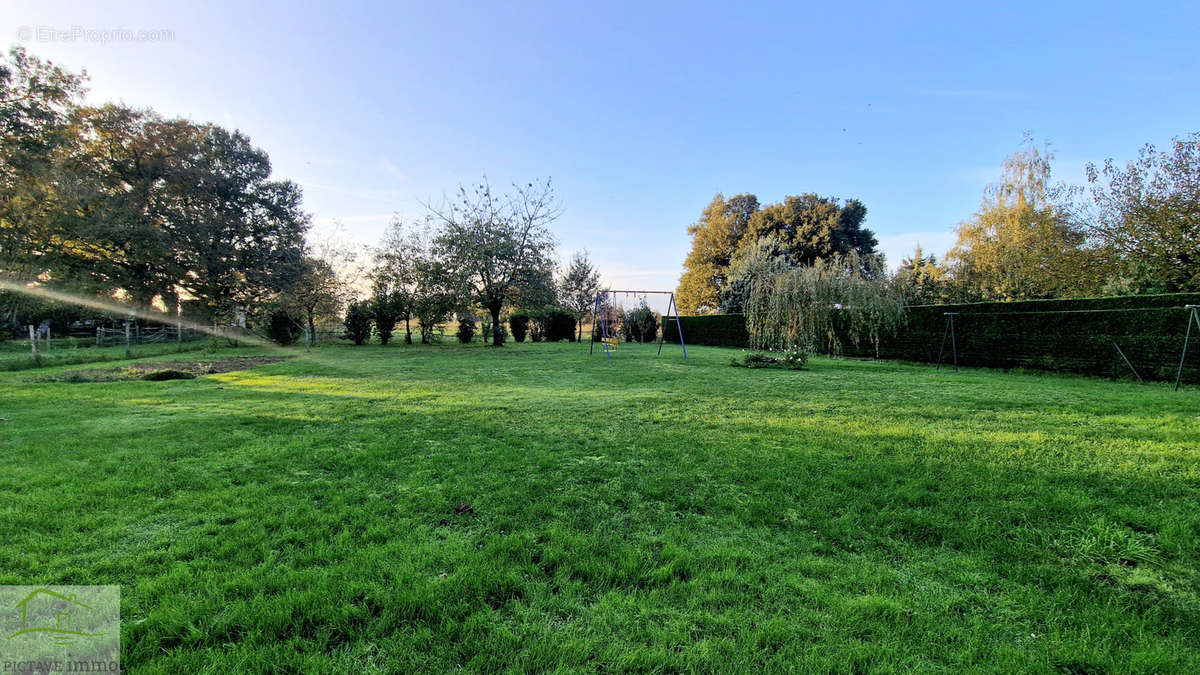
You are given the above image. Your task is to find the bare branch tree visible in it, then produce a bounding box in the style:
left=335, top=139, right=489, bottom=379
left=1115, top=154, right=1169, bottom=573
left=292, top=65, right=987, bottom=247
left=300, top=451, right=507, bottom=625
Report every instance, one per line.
left=426, top=177, right=560, bottom=346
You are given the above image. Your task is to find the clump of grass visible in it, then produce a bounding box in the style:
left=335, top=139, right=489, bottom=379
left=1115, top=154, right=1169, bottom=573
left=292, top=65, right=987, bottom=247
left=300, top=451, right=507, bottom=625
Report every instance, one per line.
left=1063, top=521, right=1161, bottom=567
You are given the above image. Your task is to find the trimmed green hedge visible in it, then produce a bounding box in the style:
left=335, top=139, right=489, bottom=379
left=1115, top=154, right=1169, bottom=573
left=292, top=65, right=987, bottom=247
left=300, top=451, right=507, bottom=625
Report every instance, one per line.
left=662, top=314, right=749, bottom=348
left=667, top=293, right=1200, bottom=382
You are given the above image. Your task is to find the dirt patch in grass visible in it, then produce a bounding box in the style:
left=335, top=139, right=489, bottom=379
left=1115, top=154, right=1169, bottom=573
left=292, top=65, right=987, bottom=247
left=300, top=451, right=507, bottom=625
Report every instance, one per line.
left=31, top=356, right=292, bottom=383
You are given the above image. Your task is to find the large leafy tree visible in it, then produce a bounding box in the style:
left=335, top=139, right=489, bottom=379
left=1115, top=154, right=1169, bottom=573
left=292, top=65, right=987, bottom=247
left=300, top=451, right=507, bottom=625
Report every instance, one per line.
left=1081, top=133, right=1200, bottom=292
left=735, top=194, right=877, bottom=270
left=171, top=124, right=310, bottom=320
left=429, top=178, right=559, bottom=346
left=0, top=47, right=87, bottom=325
left=374, top=219, right=462, bottom=344
left=57, top=105, right=189, bottom=310
left=410, top=244, right=462, bottom=344
left=675, top=193, right=759, bottom=314
left=284, top=256, right=345, bottom=345
left=1, top=48, right=311, bottom=331
left=745, top=251, right=904, bottom=357
left=559, top=250, right=601, bottom=341
left=945, top=142, right=1094, bottom=300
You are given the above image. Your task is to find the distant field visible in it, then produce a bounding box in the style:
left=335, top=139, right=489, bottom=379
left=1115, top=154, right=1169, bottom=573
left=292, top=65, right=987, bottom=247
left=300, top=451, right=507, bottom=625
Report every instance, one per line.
left=1, top=341, right=1197, bottom=672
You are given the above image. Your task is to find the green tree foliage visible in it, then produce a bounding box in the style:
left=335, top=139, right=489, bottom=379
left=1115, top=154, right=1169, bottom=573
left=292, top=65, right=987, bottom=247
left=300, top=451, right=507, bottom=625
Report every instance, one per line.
left=509, top=313, right=530, bottom=342
left=893, top=245, right=948, bottom=305
left=283, top=255, right=346, bottom=347
left=676, top=193, right=759, bottom=314
left=736, top=194, right=877, bottom=269
left=0, top=47, right=87, bottom=324
left=410, top=241, right=462, bottom=344
left=0, top=49, right=310, bottom=327
left=718, top=235, right=796, bottom=313
left=558, top=250, right=601, bottom=341
left=429, top=178, right=559, bottom=346
left=620, top=299, right=658, bottom=343
left=266, top=310, right=303, bottom=346
left=456, top=314, right=476, bottom=343
left=343, top=300, right=373, bottom=345
left=945, top=142, right=1094, bottom=300
left=678, top=192, right=877, bottom=315
left=1082, top=132, right=1200, bottom=292
left=372, top=290, right=405, bottom=345
left=745, top=252, right=905, bottom=357
left=545, top=310, right=576, bottom=342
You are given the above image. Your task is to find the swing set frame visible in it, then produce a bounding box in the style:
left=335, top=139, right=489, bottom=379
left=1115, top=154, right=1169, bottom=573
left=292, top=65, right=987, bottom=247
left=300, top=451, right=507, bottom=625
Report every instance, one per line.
left=587, top=289, right=687, bottom=360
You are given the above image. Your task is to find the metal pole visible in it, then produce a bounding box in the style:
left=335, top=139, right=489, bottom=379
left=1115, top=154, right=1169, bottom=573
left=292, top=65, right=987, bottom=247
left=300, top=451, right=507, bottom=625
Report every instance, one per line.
left=936, top=314, right=951, bottom=370
left=656, top=304, right=667, bottom=355
left=1174, top=306, right=1198, bottom=392
left=588, top=292, right=598, bottom=355
left=600, top=292, right=612, bottom=361
left=124, top=320, right=131, bottom=359
left=1112, top=341, right=1143, bottom=383
left=949, top=314, right=959, bottom=372
left=671, top=293, right=687, bottom=360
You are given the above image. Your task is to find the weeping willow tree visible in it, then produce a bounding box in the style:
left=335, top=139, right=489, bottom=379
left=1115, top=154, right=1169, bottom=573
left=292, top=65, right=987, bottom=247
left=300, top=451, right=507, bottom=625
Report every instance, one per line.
left=745, top=252, right=906, bottom=357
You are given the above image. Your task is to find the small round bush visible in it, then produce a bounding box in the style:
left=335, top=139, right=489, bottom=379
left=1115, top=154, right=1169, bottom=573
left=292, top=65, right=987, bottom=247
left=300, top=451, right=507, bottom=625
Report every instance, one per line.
left=509, top=314, right=530, bottom=342
left=343, top=301, right=373, bottom=346
left=456, top=318, right=476, bottom=343
left=266, top=311, right=303, bottom=346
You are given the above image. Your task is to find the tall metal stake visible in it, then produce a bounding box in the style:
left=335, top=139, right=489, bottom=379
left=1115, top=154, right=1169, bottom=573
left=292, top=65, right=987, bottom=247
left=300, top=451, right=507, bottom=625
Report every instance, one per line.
left=599, top=292, right=612, bottom=360
left=936, top=312, right=959, bottom=372
left=588, top=292, right=600, bottom=356
left=655, top=292, right=687, bottom=359
left=1173, top=305, right=1200, bottom=391
left=1112, top=341, right=1143, bottom=383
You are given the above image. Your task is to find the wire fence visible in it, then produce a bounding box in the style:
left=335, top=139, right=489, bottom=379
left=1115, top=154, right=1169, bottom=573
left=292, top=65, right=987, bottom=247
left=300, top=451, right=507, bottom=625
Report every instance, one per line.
left=90, top=325, right=204, bottom=347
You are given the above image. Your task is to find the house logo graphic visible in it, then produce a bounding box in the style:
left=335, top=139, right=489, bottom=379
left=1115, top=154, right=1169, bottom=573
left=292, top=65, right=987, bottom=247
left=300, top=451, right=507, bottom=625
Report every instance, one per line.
left=7, top=588, right=103, bottom=646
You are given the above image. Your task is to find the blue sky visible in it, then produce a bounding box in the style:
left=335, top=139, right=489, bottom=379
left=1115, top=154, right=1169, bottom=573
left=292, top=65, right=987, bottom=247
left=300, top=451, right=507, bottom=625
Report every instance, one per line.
left=6, top=1, right=1199, bottom=291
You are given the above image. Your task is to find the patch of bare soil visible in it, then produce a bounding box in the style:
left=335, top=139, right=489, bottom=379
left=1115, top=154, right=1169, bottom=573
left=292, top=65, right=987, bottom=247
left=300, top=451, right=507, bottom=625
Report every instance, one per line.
left=32, top=356, right=292, bottom=383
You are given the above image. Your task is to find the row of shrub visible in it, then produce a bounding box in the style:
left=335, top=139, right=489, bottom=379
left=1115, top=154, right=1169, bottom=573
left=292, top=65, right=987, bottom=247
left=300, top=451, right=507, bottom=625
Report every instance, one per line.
left=665, top=292, right=1200, bottom=382
left=508, top=311, right=576, bottom=343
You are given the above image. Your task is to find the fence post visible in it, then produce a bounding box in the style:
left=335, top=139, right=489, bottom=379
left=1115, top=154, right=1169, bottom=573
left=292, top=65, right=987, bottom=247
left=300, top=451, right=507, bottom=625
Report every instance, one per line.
left=124, top=321, right=132, bottom=359
left=29, top=325, right=39, bottom=365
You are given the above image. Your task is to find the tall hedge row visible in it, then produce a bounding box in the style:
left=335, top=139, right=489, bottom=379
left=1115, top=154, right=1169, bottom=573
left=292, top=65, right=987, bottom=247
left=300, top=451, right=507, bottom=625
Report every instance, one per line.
left=662, top=314, right=750, bottom=348
left=665, top=292, right=1200, bottom=382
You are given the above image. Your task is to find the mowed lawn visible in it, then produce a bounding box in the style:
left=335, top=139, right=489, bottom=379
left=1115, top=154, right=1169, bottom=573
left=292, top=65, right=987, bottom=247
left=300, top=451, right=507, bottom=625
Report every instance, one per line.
left=2, top=341, right=1198, bottom=672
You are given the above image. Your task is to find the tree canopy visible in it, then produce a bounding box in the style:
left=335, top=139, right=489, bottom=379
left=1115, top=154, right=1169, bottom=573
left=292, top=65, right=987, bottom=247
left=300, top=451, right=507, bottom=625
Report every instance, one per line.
left=676, top=192, right=878, bottom=314
left=0, top=47, right=310, bottom=330
left=429, top=178, right=559, bottom=346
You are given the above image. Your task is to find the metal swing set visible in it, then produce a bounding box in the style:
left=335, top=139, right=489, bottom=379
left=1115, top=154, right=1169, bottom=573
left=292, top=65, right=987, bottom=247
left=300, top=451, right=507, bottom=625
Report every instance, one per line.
left=587, top=289, right=687, bottom=360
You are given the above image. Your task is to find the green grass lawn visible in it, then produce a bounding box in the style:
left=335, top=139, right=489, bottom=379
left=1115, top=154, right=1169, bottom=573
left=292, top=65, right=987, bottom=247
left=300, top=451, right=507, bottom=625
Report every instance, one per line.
left=1, top=341, right=1198, bottom=672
